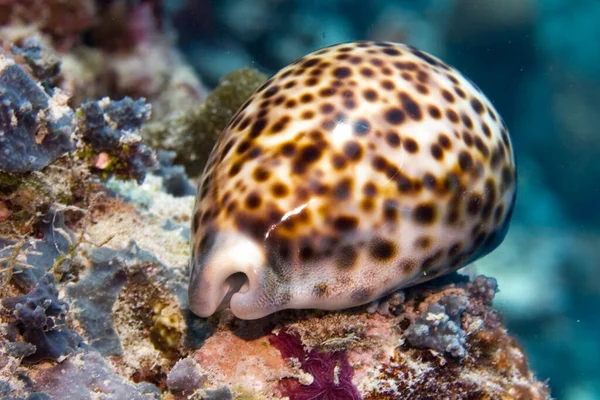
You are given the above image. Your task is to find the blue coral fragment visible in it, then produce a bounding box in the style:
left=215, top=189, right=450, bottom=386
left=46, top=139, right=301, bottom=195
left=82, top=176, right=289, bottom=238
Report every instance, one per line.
left=156, top=150, right=195, bottom=197
left=76, top=97, right=157, bottom=183
left=2, top=273, right=83, bottom=362
left=10, top=39, right=61, bottom=83
left=404, top=295, right=468, bottom=358
left=0, top=59, right=74, bottom=172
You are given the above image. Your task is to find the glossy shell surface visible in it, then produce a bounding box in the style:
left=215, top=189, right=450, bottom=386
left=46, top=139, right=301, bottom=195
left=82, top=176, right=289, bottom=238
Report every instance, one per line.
left=188, top=41, right=517, bottom=320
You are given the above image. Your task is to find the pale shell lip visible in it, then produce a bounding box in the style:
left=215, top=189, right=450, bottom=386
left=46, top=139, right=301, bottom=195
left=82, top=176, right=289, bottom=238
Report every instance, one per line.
left=188, top=232, right=265, bottom=318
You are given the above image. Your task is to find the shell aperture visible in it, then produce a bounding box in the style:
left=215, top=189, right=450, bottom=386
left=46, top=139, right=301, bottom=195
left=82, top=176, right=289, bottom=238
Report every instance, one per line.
left=188, top=41, right=517, bottom=320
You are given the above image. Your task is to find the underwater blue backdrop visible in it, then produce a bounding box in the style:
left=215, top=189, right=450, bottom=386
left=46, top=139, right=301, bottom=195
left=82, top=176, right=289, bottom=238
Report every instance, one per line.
left=168, top=0, right=600, bottom=398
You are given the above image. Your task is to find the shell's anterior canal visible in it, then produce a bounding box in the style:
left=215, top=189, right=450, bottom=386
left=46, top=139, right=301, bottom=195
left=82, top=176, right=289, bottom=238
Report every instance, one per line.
left=188, top=41, right=517, bottom=320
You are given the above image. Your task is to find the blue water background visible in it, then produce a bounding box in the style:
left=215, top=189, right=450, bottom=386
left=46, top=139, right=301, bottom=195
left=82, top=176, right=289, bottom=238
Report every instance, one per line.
left=169, top=1, right=600, bottom=398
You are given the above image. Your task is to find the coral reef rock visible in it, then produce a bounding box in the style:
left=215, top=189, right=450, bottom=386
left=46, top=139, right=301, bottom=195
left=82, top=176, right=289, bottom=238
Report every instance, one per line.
left=0, top=55, right=73, bottom=173
left=186, top=275, right=550, bottom=399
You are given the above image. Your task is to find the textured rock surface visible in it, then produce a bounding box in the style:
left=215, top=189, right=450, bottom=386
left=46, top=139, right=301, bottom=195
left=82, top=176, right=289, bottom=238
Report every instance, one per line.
left=0, top=56, right=74, bottom=173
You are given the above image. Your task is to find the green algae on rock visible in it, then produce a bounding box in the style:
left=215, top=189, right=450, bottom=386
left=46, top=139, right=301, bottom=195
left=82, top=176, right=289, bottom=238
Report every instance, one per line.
left=142, top=67, right=267, bottom=176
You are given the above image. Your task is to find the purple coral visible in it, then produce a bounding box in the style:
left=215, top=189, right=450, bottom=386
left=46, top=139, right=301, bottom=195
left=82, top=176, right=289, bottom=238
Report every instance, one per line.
left=2, top=274, right=82, bottom=362
left=0, top=59, right=74, bottom=172
left=269, top=328, right=361, bottom=400
left=76, top=97, right=157, bottom=183
left=404, top=295, right=468, bottom=358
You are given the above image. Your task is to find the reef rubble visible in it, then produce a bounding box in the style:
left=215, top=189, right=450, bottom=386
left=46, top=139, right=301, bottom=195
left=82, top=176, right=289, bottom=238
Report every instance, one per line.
left=0, top=1, right=551, bottom=399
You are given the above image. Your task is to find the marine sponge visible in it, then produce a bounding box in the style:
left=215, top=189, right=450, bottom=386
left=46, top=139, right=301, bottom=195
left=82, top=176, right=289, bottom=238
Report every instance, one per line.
left=10, top=38, right=61, bottom=84
left=404, top=295, right=468, bottom=358
left=1, top=273, right=82, bottom=362
left=65, top=245, right=130, bottom=356
left=76, top=96, right=157, bottom=183
left=0, top=55, right=74, bottom=173
left=33, top=350, right=161, bottom=399
left=0, top=208, right=76, bottom=289
left=165, top=356, right=206, bottom=394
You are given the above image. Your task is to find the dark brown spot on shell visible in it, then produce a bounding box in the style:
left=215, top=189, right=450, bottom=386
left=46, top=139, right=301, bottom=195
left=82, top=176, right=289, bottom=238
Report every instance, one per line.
left=245, top=192, right=262, bottom=209
left=382, top=47, right=401, bottom=56
left=446, top=109, right=459, bottom=123
left=332, top=154, right=347, bottom=170
left=414, top=236, right=432, bottom=250
left=333, top=66, right=352, bottom=79
left=442, top=89, right=455, bottom=103
left=461, top=114, right=473, bottom=129
left=250, top=119, right=267, bottom=138
left=423, top=173, right=437, bottom=190
left=334, top=178, right=352, bottom=200
left=428, top=105, right=442, bottom=119
left=385, top=108, right=405, bottom=125
left=482, top=123, right=492, bottom=138
left=236, top=140, right=251, bottom=154
left=281, top=142, right=296, bottom=157
left=271, top=182, right=289, bottom=197
left=253, top=166, right=270, bottom=181
left=319, top=87, right=337, bottom=97
left=360, top=67, right=374, bottom=77
left=415, top=84, right=429, bottom=95
left=271, top=116, right=291, bottom=134
left=320, top=103, right=334, bottom=114
left=333, top=216, right=359, bottom=231
left=463, top=132, right=474, bottom=147
left=385, top=131, right=401, bottom=147
left=466, top=193, right=483, bottom=215
left=438, top=134, right=451, bottom=149
left=300, top=93, right=314, bottom=103
left=293, top=145, right=322, bottom=174
left=381, top=80, right=395, bottom=90
left=336, top=246, right=358, bottom=269
left=471, top=98, right=484, bottom=114
left=229, top=162, right=242, bottom=177
left=363, top=89, right=378, bottom=102
left=402, top=137, right=419, bottom=153
left=263, top=85, right=279, bottom=99
left=474, top=136, right=490, bottom=158
left=413, top=203, right=436, bottom=224
left=301, top=110, right=315, bottom=120
left=431, top=144, right=443, bottom=160
left=343, top=141, right=363, bottom=161
left=383, top=199, right=399, bottom=222
left=400, top=92, right=422, bottom=120
left=458, top=151, right=473, bottom=172
left=370, top=239, right=396, bottom=261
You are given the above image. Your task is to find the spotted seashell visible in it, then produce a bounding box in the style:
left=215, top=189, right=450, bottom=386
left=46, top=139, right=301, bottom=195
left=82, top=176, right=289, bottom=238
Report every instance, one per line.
left=188, top=41, right=517, bottom=320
